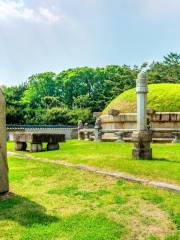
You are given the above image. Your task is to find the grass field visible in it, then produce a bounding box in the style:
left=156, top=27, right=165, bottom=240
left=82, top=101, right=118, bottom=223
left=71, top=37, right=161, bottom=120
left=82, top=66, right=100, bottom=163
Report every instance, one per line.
left=7, top=141, right=180, bottom=185
left=0, top=154, right=180, bottom=240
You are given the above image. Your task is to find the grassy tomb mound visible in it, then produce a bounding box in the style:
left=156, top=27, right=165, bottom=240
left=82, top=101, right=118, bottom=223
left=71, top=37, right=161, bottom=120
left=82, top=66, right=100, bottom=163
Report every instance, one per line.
left=103, top=83, right=180, bottom=114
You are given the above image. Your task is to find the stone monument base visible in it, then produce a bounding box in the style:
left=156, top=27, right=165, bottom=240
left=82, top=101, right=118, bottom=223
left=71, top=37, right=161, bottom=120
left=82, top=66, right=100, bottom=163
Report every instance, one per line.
left=132, top=147, right=152, bottom=160
left=132, top=130, right=152, bottom=160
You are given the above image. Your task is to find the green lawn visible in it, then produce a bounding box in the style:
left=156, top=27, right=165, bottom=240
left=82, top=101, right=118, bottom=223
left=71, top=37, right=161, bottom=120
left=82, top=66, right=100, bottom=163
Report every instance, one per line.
left=7, top=141, right=180, bottom=185
left=0, top=155, right=180, bottom=240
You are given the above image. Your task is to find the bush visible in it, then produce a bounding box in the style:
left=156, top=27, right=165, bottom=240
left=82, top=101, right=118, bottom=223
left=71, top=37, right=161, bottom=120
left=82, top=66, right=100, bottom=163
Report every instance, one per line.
left=42, top=107, right=69, bottom=125
left=68, top=108, right=91, bottom=125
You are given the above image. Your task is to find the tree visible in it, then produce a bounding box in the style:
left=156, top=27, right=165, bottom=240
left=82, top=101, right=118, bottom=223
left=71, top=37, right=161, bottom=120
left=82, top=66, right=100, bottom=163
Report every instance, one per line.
left=4, top=84, right=27, bottom=124
left=22, top=72, right=56, bottom=108
left=44, top=96, right=64, bottom=108
left=42, top=107, right=69, bottom=125
left=67, top=108, right=91, bottom=125
left=4, top=52, right=180, bottom=125
left=147, top=52, right=180, bottom=84
left=164, top=52, right=180, bottom=65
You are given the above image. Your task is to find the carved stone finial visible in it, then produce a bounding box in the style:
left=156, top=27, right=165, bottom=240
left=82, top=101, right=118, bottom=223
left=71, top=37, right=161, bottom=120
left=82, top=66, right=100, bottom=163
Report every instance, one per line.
left=136, top=61, right=154, bottom=94
left=78, top=120, right=84, bottom=129
left=137, top=61, right=154, bottom=82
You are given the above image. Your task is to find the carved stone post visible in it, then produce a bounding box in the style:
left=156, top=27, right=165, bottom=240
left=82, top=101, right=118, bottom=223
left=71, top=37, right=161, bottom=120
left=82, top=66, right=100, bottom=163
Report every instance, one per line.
left=78, top=120, right=84, bottom=140
left=94, top=118, right=102, bottom=142
left=84, top=123, right=89, bottom=141
left=132, top=64, right=153, bottom=160
left=0, top=89, right=9, bottom=194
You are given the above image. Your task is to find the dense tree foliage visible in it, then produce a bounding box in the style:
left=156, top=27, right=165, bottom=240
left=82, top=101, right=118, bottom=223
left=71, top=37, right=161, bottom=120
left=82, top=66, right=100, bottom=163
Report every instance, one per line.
left=4, top=52, right=180, bottom=125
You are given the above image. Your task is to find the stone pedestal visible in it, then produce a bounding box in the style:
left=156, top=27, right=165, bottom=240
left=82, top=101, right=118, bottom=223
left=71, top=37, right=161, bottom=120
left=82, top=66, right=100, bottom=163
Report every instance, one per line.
left=30, top=143, right=42, bottom=153
left=132, top=130, right=152, bottom=160
left=94, top=126, right=102, bottom=142
left=47, top=143, right=60, bottom=151
left=15, top=142, right=27, bottom=151
left=78, top=130, right=83, bottom=140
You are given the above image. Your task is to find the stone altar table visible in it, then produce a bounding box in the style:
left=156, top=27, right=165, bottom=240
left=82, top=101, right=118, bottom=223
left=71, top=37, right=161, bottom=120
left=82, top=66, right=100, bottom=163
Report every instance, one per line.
left=13, top=133, right=65, bottom=152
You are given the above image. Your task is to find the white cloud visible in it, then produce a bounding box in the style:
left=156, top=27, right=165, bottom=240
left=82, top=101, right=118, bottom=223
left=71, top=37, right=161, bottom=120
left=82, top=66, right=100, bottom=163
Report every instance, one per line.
left=0, top=0, right=61, bottom=24
left=39, top=7, right=59, bottom=24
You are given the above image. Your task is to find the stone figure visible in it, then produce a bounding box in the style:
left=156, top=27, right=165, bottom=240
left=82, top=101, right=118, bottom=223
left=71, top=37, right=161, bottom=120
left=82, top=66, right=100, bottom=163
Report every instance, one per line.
left=78, top=120, right=84, bottom=140
left=94, top=117, right=102, bottom=142
left=78, top=120, right=84, bottom=129
left=95, top=117, right=102, bottom=129
left=0, top=89, right=9, bottom=194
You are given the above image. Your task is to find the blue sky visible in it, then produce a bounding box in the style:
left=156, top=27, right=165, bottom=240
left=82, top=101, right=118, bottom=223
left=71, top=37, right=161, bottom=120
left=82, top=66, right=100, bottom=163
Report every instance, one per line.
left=1, top=0, right=180, bottom=86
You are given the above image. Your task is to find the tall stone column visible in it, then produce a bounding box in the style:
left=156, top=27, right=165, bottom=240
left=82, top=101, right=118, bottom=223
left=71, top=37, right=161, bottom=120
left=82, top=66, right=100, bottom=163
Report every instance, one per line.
left=94, top=117, right=102, bottom=142
left=78, top=120, right=84, bottom=140
left=0, top=89, right=9, bottom=194
left=132, top=64, right=153, bottom=160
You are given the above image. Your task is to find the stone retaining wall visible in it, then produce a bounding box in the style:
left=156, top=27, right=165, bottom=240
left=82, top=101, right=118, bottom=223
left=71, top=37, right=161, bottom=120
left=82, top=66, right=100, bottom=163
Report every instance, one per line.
left=100, top=112, right=180, bottom=130
left=99, top=112, right=180, bottom=142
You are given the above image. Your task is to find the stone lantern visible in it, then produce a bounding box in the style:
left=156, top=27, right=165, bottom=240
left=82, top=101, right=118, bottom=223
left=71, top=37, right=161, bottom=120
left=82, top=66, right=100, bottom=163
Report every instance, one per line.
left=132, top=63, right=153, bottom=160
left=0, top=89, right=9, bottom=194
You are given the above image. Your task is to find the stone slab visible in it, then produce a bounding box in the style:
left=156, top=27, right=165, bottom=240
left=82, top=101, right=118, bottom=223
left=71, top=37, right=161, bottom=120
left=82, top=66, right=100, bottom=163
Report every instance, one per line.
left=13, top=133, right=65, bottom=144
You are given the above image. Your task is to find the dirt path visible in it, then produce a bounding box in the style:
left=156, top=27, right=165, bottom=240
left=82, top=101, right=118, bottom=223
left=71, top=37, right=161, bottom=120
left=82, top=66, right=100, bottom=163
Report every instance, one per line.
left=8, top=151, right=180, bottom=192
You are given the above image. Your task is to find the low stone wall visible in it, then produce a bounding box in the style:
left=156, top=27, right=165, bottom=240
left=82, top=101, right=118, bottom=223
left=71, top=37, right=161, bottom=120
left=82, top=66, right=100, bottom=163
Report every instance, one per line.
left=100, top=112, right=180, bottom=130
left=99, top=112, right=180, bottom=142
left=7, top=127, right=78, bottom=141
left=78, top=112, right=180, bottom=143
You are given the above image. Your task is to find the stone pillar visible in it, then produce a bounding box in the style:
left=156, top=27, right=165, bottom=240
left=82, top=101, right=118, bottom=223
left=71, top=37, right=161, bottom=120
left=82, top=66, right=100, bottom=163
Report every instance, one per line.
left=84, top=123, right=90, bottom=141
left=0, top=89, right=9, bottom=194
left=94, top=118, right=102, bottom=142
left=78, top=120, right=83, bottom=140
left=132, top=63, right=153, bottom=160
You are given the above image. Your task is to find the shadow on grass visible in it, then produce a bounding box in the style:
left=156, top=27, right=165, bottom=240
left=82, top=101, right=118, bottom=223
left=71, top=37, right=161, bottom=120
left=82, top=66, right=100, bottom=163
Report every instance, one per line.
left=0, top=193, right=58, bottom=227
left=151, top=158, right=180, bottom=164
left=0, top=193, right=125, bottom=240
